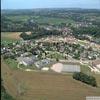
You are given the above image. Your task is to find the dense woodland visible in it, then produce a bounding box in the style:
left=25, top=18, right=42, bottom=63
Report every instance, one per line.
left=73, top=72, right=97, bottom=87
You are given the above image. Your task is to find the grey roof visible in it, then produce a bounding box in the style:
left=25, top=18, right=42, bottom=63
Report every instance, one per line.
left=35, top=58, right=51, bottom=68
left=62, top=64, right=80, bottom=72
left=17, top=55, right=37, bottom=65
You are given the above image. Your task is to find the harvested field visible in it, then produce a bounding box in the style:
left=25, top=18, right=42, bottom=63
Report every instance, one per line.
left=1, top=32, right=21, bottom=40
left=1, top=32, right=31, bottom=40
left=1, top=58, right=100, bottom=100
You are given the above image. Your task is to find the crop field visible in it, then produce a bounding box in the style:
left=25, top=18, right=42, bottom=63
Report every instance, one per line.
left=1, top=32, right=32, bottom=41
left=1, top=58, right=100, bottom=100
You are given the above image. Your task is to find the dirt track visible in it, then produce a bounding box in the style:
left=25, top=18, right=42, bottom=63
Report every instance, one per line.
left=1, top=58, right=100, bottom=100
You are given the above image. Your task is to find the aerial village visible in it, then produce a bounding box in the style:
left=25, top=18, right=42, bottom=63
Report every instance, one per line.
left=1, top=26, right=100, bottom=74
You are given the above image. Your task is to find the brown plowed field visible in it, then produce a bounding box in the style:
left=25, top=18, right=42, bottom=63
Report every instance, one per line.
left=1, top=58, right=100, bottom=100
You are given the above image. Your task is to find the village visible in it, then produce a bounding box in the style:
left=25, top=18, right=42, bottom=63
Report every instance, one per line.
left=1, top=35, right=100, bottom=73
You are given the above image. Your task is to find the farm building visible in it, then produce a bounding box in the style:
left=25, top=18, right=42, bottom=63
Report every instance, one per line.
left=51, top=63, right=80, bottom=73
left=92, top=59, right=100, bottom=70
left=17, top=55, right=37, bottom=66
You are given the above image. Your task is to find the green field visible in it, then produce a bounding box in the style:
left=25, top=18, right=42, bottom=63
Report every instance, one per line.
left=80, top=64, right=91, bottom=74
left=34, top=16, right=74, bottom=25
left=4, top=58, right=18, bottom=70
left=7, top=15, right=75, bottom=25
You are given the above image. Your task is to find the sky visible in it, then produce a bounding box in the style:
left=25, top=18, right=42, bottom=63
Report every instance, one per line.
left=1, top=0, right=100, bottom=9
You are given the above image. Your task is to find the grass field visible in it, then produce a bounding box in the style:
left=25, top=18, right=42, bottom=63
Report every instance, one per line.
left=4, top=58, right=18, bottom=70
left=80, top=65, right=91, bottom=74
left=1, top=58, right=100, bottom=100
left=34, top=16, right=74, bottom=25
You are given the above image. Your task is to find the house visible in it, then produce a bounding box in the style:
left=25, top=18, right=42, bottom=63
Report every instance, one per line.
left=17, top=55, right=37, bottom=66
left=34, top=58, right=52, bottom=69
left=92, top=59, right=100, bottom=70
left=21, top=52, right=31, bottom=57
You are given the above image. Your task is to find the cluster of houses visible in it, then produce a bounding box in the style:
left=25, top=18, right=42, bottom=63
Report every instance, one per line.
left=74, top=22, right=93, bottom=28
left=37, top=35, right=76, bottom=44
left=1, top=37, right=100, bottom=64
left=1, top=39, right=100, bottom=74
left=17, top=55, right=54, bottom=70
left=17, top=55, right=38, bottom=66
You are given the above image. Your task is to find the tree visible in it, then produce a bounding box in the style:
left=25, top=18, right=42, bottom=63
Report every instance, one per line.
left=56, top=58, right=59, bottom=62
left=73, top=72, right=97, bottom=87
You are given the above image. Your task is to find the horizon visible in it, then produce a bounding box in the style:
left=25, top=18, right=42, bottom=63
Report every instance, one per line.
left=1, top=7, right=100, bottom=10
left=1, top=0, right=100, bottom=10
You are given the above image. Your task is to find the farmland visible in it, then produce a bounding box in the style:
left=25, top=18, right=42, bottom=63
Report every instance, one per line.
left=1, top=32, right=21, bottom=41
left=1, top=58, right=100, bottom=100
left=1, top=32, right=32, bottom=41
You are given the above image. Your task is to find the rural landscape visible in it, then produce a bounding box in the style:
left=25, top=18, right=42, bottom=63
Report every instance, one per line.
left=1, top=1, right=100, bottom=100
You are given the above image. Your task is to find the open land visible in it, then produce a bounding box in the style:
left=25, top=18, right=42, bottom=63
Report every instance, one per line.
left=1, top=58, right=100, bottom=100
left=1, top=32, right=21, bottom=41
left=1, top=32, right=31, bottom=41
